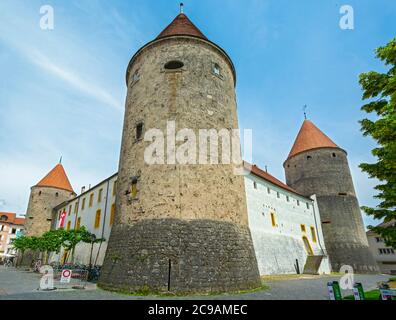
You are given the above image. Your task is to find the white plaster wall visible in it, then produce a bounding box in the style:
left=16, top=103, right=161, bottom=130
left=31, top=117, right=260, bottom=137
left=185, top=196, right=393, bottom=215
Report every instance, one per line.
left=245, top=171, right=331, bottom=275
left=52, top=175, right=117, bottom=265
left=367, top=233, right=396, bottom=274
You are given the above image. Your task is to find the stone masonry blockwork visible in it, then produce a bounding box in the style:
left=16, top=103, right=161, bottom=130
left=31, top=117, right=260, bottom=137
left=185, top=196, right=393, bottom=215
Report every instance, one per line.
left=284, top=148, right=379, bottom=273
left=99, top=219, right=261, bottom=293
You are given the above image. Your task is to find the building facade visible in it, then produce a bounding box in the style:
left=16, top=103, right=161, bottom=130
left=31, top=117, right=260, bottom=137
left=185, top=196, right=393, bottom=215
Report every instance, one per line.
left=367, top=221, right=396, bottom=275
left=245, top=164, right=331, bottom=275
left=0, top=212, right=25, bottom=261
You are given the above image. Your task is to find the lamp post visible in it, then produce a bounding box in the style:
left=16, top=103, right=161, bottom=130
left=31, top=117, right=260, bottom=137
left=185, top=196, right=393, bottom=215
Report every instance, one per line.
left=88, top=234, right=96, bottom=279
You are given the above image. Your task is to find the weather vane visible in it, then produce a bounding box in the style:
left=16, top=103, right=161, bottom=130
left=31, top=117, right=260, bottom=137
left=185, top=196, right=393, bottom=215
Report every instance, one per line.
left=303, top=105, right=308, bottom=119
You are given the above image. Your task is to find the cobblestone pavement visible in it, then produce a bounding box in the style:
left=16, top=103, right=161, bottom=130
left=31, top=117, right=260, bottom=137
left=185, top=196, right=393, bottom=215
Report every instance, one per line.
left=0, top=266, right=391, bottom=300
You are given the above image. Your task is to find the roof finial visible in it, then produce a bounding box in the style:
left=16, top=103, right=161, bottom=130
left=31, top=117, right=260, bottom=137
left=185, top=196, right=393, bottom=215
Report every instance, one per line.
left=303, top=105, right=308, bottom=120
left=59, top=156, right=62, bottom=164
left=180, top=3, right=184, bottom=14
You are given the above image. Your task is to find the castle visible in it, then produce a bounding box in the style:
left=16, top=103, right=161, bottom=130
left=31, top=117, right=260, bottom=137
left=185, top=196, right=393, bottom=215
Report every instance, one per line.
left=22, top=12, right=379, bottom=294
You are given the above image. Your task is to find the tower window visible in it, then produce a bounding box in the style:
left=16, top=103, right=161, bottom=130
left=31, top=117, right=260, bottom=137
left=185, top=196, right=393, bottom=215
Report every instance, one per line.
left=131, top=177, right=139, bottom=199
left=136, top=122, right=144, bottom=141
left=212, top=63, right=222, bottom=77
left=332, top=153, right=336, bottom=158
left=307, top=156, right=312, bottom=160
left=164, top=60, right=184, bottom=70
left=55, top=192, right=59, bottom=197
left=132, top=70, right=140, bottom=83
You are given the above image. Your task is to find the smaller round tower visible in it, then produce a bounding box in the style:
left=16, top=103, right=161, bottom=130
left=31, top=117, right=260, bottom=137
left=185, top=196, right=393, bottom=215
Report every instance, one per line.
left=24, top=163, right=76, bottom=237
left=283, top=120, right=379, bottom=273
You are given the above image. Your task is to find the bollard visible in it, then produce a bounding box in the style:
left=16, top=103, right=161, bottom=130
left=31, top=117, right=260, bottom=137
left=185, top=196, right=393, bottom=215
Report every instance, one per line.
left=328, top=281, right=342, bottom=300
left=353, top=282, right=365, bottom=300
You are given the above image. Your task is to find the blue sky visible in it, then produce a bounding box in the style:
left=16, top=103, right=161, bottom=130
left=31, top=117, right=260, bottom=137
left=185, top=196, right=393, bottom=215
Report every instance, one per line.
left=0, top=0, right=395, bottom=228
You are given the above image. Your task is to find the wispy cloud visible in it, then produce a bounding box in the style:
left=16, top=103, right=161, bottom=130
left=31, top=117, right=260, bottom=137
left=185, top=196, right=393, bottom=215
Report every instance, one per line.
left=29, top=49, right=122, bottom=110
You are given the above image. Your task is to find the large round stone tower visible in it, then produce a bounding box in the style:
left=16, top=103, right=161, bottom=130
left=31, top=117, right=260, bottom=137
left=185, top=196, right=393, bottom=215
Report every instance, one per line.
left=99, top=12, right=261, bottom=293
left=24, top=163, right=75, bottom=237
left=284, top=119, right=379, bottom=273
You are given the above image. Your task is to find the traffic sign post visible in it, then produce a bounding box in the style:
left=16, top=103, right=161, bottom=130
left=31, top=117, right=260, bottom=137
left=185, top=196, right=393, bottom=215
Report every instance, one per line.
left=353, top=282, right=365, bottom=300
left=327, top=281, right=342, bottom=300
left=60, top=269, right=72, bottom=283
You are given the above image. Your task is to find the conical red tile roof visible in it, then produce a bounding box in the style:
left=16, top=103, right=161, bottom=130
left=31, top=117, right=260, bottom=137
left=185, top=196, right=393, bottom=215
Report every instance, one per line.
left=287, top=120, right=338, bottom=159
left=156, top=13, right=208, bottom=40
left=35, top=164, right=74, bottom=192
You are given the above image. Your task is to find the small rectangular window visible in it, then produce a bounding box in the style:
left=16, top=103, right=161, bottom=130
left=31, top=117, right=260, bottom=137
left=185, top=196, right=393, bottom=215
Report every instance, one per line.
left=267, top=187, right=271, bottom=194
left=136, top=122, right=144, bottom=140
left=95, top=210, right=101, bottom=229
left=81, top=198, right=86, bottom=210
left=212, top=62, right=222, bottom=77
left=89, top=193, right=94, bottom=207
left=98, top=189, right=103, bottom=203
left=297, top=200, right=300, bottom=206
left=301, top=224, right=306, bottom=232
left=110, top=203, right=116, bottom=226
left=253, top=181, right=257, bottom=189
left=286, top=196, right=290, bottom=202
left=68, top=205, right=72, bottom=216
left=306, top=202, right=310, bottom=209
left=270, top=212, right=277, bottom=227
left=76, top=217, right=81, bottom=230
left=74, top=203, right=78, bottom=214
left=113, top=180, right=117, bottom=196
left=310, top=226, right=317, bottom=243
left=277, top=192, right=280, bottom=199
left=67, top=221, right=71, bottom=231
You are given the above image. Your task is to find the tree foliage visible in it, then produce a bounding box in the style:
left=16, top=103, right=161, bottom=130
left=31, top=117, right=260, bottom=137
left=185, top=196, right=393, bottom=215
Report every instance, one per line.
left=359, top=37, right=396, bottom=248
left=11, top=227, right=103, bottom=263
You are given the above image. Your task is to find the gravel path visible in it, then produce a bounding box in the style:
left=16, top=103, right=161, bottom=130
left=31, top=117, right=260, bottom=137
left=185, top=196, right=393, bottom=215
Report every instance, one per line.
left=0, top=266, right=391, bottom=300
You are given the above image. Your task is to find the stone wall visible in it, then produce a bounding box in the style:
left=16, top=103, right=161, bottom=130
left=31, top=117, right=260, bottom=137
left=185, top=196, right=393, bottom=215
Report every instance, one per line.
left=24, top=186, right=74, bottom=237
left=99, top=219, right=260, bottom=293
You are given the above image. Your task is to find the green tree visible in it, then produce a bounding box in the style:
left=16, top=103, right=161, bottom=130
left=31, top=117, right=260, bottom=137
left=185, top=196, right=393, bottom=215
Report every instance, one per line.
left=359, top=37, right=396, bottom=249
left=62, top=227, right=103, bottom=263
left=11, top=236, right=30, bottom=266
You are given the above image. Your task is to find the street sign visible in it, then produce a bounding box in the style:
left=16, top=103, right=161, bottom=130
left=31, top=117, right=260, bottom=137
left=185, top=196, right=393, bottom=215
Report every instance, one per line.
left=327, top=281, right=342, bottom=300
left=60, top=269, right=72, bottom=283
left=380, top=289, right=396, bottom=300
left=353, top=282, right=365, bottom=300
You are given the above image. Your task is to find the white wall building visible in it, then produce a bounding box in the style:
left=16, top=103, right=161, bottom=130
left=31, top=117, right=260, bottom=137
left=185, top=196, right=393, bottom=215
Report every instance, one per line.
left=50, top=174, right=117, bottom=266
left=367, top=221, right=396, bottom=275
left=244, top=164, right=331, bottom=275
